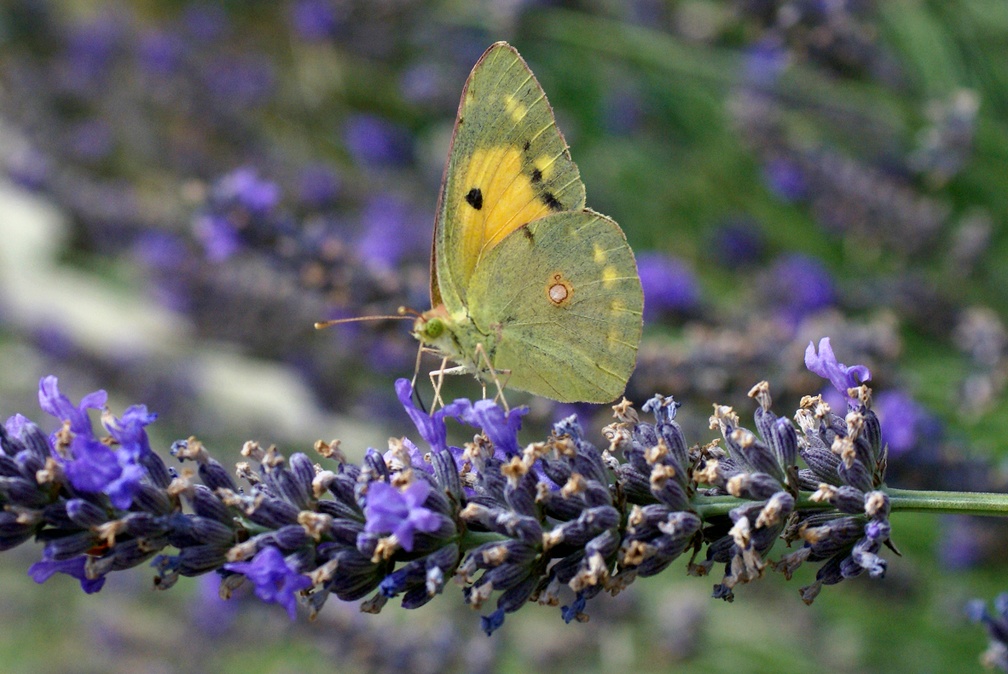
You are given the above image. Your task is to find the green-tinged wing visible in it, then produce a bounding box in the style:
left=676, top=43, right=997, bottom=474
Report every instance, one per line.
left=466, top=210, right=643, bottom=403
left=431, top=41, right=586, bottom=313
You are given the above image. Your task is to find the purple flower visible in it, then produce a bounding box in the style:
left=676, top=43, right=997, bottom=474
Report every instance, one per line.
left=38, top=376, right=107, bottom=435
left=460, top=399, right=526, bottom=458
left=224, top=546, right=312, bottom=620
left=805, top=337, right=871, bottom=403
left=635, top=252, right=701, bottom=322
left=395, top=378, right=470, bottom=454
left=38, top=377, right=156, bottom=508
left=394, top=379, right=528, bottom=460
left=29, top=554, right=106, bottom=594
left=363, top=480, right=441, bottom=551
left=104, top=404, right=158, bottom=458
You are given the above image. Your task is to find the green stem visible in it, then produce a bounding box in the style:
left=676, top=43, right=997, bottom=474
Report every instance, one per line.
left=694, top=487, right=1008, bottom=520
left=884, top=487, right=1008, bottom=517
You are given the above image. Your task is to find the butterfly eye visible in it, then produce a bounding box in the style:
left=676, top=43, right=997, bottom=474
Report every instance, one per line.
left=423, top=318, right=445, bottom=340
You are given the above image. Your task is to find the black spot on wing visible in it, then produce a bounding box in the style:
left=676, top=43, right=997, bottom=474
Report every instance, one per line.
left=543, top=191, right=563, bottom=211
left=523, top=139, right=531, bottom=152
left=520, top=224, right=534, bottom=242
left=465, top=187, right=483, bottom=210
left=530, top=168, right=543, bottom=183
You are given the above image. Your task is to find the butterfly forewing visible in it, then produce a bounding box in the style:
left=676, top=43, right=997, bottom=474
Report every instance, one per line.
left=465, top=210, right=643, bottom=403
left=433, top=42, right=587, bottom=312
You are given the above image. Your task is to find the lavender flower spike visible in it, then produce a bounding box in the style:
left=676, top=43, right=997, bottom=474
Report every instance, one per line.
left=804, top=337, right=871, bottom=402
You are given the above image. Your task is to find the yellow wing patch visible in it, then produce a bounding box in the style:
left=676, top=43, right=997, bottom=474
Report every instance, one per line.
left=455, top=145, right=566, bottom=284
left=602, top=266, right=620, bottom=287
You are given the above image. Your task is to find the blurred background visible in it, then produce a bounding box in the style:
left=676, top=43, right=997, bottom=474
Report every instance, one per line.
left=0, top=0, right=1007, bottom=671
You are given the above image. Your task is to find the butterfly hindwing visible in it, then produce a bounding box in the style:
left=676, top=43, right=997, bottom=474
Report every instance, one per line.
left=432, top=42, right=587, bottom=312
left=465, top=210, right=643, bottom=403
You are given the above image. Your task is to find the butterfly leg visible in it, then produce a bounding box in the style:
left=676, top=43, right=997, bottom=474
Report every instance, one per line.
left=473, top=342, right=510, bottom=412
left=428, top=357, right=452, bottom=411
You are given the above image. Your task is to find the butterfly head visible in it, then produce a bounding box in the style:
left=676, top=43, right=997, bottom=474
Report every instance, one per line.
left=412, top=305, right=454, bottom=351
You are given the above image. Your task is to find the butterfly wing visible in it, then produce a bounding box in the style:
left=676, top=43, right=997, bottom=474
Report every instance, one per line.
left=465, top=209, right=643, bottom=403
left=431, top=41, right=586, bottom=312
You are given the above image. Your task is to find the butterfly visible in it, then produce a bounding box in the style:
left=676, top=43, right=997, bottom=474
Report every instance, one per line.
left=411, top=42, right=643, bottom=404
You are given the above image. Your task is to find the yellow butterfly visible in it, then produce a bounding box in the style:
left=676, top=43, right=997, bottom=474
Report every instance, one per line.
left=412, top=42, right=644, bottom=404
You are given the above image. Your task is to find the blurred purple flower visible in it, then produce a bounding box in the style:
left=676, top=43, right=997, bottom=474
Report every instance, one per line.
left=204, top=55, right=276, bottom=106
left=181, top=3, right=230, bottom=42
left=67, top=119, right=114, bottom=164
left=344, top=114, right=414, bottom=168
left=766, top=253, right=835, bottom=323
left=195, top=214, right=242, bottom=262
left=356, top=194, right=426, bottom=270
left=602, top=84, right=645, bottom=136
left=764, top=157, right=807, bottom=202
left=289, top=0, right=341, bottom=41
left=214, top=167, right=281, bottom=214
left=224, top=546, right=311, bottom=620
left=744, top=38, right=789, bottom=88
left=399, top=62, right=447, bottom=105
left=366, top=334, right=416, bottom=375
left=29, top=554, right=106, bottom=594
left=363, top=480, right=441, bottom=551
left=296, top=163, right=341, bottom=208
left=133, top=232, right=192, bottom=311
left=636, top=251, right=701, bottom=321
left=62, top=13, right=122, bottom=85
left=137, top=30, right=184, bottom=77
left=805, top=337, right=871, bottom=402
left=709, top=219, right=765, bottom=266
left=939, top=515, right=984, bottom=571
left=874, top=390, right=939, bottom=458
left=967, top=593, right=1008, bottom=671
left=191, top=573, right=240, bottom=636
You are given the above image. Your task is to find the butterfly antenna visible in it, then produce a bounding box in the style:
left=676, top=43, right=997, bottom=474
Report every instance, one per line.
left=314, top=314, right=412, bottom=330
